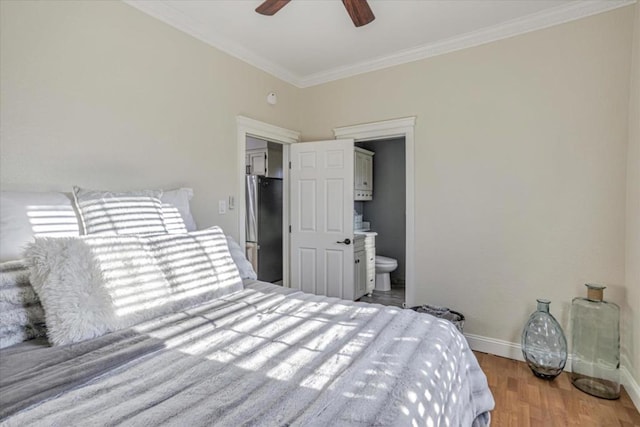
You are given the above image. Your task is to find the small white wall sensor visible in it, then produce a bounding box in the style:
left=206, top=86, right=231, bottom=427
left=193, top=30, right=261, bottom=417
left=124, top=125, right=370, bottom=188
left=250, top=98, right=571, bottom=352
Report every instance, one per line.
left=267, top=92, right=277, bottom=105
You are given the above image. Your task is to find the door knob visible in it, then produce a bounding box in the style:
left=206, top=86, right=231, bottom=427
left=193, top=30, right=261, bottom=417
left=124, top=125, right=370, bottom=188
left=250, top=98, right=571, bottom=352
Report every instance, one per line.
left=336, top=238, right=351, bottom=245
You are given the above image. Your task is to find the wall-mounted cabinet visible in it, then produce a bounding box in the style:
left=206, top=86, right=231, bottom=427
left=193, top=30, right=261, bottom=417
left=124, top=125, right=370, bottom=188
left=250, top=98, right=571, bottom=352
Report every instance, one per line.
left=246, top=148, right=267, bottom=175
left=354, top=147, right=374, bottom=200
left=246, top=143, right=283, bottom=178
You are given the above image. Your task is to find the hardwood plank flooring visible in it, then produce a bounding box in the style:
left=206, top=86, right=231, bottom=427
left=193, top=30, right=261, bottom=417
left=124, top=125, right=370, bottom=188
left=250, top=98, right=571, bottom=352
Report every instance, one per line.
left=475, top=351, right=640, bottom=426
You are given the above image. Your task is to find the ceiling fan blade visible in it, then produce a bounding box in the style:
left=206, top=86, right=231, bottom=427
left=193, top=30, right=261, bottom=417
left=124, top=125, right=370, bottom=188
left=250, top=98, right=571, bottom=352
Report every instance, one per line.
left=342, top=0, right=375, bottom=27
left=255, top=0, right=291, bottom=16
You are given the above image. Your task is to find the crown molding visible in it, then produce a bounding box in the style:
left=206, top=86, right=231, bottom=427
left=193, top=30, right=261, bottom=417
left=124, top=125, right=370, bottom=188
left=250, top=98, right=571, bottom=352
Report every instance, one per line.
left=299, top=0, right=636, bottom=87
left=123, top=0, right=303, bottom=86
left=123, top=0, right=635, bottom=89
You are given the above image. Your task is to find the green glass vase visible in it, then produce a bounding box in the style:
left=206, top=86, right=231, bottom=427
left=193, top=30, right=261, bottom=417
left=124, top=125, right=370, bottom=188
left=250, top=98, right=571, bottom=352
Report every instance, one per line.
left=570, top=284, right=620, bottom=399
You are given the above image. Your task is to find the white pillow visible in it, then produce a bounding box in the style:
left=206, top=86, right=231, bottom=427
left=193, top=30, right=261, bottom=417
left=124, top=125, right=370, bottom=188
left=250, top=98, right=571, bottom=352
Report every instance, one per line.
left=161, top=188, right=197, bottom=232
left=0, top=191, right=81, bottom=262
left=24, top=227, right=243, bottom=346
left=226, top=235, right=257, bottom=280
left=73, top=187, right=168, bottom=235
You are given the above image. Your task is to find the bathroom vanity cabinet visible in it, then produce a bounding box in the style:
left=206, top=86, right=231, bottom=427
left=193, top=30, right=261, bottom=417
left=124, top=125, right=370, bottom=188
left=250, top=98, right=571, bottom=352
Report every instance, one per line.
left=354, top=232, right=376, bottom=299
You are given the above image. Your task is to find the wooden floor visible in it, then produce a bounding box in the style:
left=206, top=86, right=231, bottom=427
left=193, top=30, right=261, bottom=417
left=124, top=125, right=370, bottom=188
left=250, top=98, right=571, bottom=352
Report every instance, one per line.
left=475, top=351, right=640, bottom=426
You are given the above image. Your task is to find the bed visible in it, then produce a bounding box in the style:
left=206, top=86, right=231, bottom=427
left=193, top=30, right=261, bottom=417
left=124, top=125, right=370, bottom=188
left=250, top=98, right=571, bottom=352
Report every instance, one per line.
left=0, top=189, right=494, bottom=426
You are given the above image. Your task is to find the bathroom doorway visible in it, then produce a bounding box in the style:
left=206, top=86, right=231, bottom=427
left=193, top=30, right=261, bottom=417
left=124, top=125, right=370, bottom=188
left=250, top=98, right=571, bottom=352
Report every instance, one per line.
left=354, top=137, right=406, bottom=307
left=333, top=116, right=416, bottom=308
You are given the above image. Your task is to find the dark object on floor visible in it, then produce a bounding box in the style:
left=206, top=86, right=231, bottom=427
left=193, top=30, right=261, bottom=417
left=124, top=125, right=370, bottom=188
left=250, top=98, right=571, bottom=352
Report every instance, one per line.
left=411, top=304, right=464, bottom=333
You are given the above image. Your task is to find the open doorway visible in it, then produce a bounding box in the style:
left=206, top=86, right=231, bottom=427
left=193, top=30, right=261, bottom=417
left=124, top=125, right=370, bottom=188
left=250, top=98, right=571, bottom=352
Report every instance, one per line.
left=236, top=116, right=300, bottom=289
left=245, top=136, right=285, bottom=285
left=334, top=117, right=416, bottom=308
left=354, top=137, right=406, bottom=307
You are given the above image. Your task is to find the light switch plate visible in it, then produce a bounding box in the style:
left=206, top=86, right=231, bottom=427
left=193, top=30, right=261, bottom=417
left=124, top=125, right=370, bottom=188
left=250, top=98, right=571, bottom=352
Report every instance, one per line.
left=218, top=200, right=226, bottom=214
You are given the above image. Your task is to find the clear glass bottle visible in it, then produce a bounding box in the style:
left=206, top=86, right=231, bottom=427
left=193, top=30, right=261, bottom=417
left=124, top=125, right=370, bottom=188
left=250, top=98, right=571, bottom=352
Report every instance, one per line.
left=570, top=284, right=620, bottom=399
left=521, top=299, right=567, bottom=379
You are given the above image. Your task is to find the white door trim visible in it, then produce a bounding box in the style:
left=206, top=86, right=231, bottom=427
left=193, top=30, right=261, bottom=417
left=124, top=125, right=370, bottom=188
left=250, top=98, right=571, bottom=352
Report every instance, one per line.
left=334, top=116, right=417, bottom=306
left=236, top=116, right=300, bottom=287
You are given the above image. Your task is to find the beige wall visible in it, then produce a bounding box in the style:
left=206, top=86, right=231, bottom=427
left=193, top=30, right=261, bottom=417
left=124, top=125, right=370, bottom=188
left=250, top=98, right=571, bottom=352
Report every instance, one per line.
left=626, top=3, right=640, bottom=382
left=0, top=0, right=300, bottom=235
left=300, top=6, right=635, bottom=360
left=1, top=0, right=638, bottom=383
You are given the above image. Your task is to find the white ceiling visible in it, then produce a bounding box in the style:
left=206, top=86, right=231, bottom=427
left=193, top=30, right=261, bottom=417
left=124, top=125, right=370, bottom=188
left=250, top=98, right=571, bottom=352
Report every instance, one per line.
left=124, top=0, right=634, bottom=87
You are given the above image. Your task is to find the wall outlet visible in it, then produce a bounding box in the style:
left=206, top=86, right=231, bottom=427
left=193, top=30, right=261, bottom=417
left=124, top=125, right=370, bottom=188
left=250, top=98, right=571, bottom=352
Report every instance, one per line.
left=218, top=200, right=227, bottom=214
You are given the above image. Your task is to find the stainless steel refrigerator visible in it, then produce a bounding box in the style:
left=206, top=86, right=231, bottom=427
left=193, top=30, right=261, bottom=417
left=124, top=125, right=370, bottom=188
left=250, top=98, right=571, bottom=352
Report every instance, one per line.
left=246, top=175, right=283, bottom=283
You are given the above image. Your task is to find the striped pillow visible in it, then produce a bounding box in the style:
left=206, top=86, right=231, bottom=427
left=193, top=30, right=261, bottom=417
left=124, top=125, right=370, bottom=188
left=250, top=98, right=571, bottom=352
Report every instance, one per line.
left=73, top=187, right=170, bottom=235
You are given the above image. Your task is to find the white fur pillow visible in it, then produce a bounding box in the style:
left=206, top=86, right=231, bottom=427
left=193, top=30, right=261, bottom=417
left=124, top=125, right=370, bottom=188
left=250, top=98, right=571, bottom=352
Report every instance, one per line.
left=25, top=235, right=172, bottom=346
left=24, top=227, right=243, bottom=346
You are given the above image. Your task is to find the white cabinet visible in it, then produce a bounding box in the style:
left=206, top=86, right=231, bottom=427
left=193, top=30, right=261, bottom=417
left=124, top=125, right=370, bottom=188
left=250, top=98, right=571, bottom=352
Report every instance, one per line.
left=354, top=147, right=374, bottom=201
left=246, top=149, right=267, bottom=175
left=363, top=235, right=375, bottom=295
left=353, top=232, right=376, bottom=300
left=246, top=146, right=283, bottom=178
left=354, top=237, right=368, bottom=300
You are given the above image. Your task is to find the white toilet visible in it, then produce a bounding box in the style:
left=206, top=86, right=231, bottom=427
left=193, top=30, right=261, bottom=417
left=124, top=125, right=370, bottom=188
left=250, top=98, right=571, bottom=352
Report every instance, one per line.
left=374, top=255, right=398, bottom=292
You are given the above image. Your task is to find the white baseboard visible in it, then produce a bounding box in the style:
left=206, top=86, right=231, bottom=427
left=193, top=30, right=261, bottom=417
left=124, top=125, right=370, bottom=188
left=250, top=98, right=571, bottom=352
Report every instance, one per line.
left=464, top=333, right=525, bottom=362
left=465, top=332, right=640, bottom=412
left=621, top=356, right=640, bottom=411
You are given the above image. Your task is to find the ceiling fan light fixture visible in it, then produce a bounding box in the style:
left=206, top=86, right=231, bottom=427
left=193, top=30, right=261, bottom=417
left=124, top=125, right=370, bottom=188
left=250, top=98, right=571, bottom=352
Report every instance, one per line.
left=342, top=0, right=375, bottom=27
left=255, top=0, right=291, bottom=16
left=254, top=0, right=375, bottom=27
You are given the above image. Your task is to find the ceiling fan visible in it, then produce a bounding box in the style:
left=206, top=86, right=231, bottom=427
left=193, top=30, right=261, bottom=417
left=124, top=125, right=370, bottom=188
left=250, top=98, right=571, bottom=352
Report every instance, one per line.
left=255, top=0, right=375, bottom=27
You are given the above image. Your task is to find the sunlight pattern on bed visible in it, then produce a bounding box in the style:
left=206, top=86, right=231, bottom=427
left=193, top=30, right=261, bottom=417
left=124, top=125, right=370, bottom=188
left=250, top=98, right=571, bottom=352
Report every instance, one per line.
left=1, top=281, right=494, bottom=426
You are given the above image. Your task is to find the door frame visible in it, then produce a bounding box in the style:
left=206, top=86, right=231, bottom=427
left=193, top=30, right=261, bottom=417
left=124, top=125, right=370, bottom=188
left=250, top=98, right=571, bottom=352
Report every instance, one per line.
left=334, top=117, right=416, bottom=307
left=236, top=116, right=300, bottom=287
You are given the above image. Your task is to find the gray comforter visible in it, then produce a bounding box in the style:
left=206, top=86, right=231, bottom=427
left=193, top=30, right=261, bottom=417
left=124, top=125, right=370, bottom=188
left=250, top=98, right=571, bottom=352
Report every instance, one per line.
left=0, top=281, right=494, bottom=426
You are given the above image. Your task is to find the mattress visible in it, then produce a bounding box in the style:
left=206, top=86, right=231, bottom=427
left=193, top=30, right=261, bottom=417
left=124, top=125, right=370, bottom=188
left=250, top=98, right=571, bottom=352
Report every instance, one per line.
left=0, top=280, right=494, bottom=426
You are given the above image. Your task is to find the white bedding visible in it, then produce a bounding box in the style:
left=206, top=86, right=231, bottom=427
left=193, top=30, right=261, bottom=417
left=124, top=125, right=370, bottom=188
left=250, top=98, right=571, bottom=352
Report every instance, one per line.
left=0, top=280, right=494, bottom=426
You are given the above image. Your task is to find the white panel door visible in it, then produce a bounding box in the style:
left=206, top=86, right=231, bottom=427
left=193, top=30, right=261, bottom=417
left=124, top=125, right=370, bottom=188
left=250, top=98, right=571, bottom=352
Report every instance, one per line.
left=290, top=139, right=355, bottom=299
